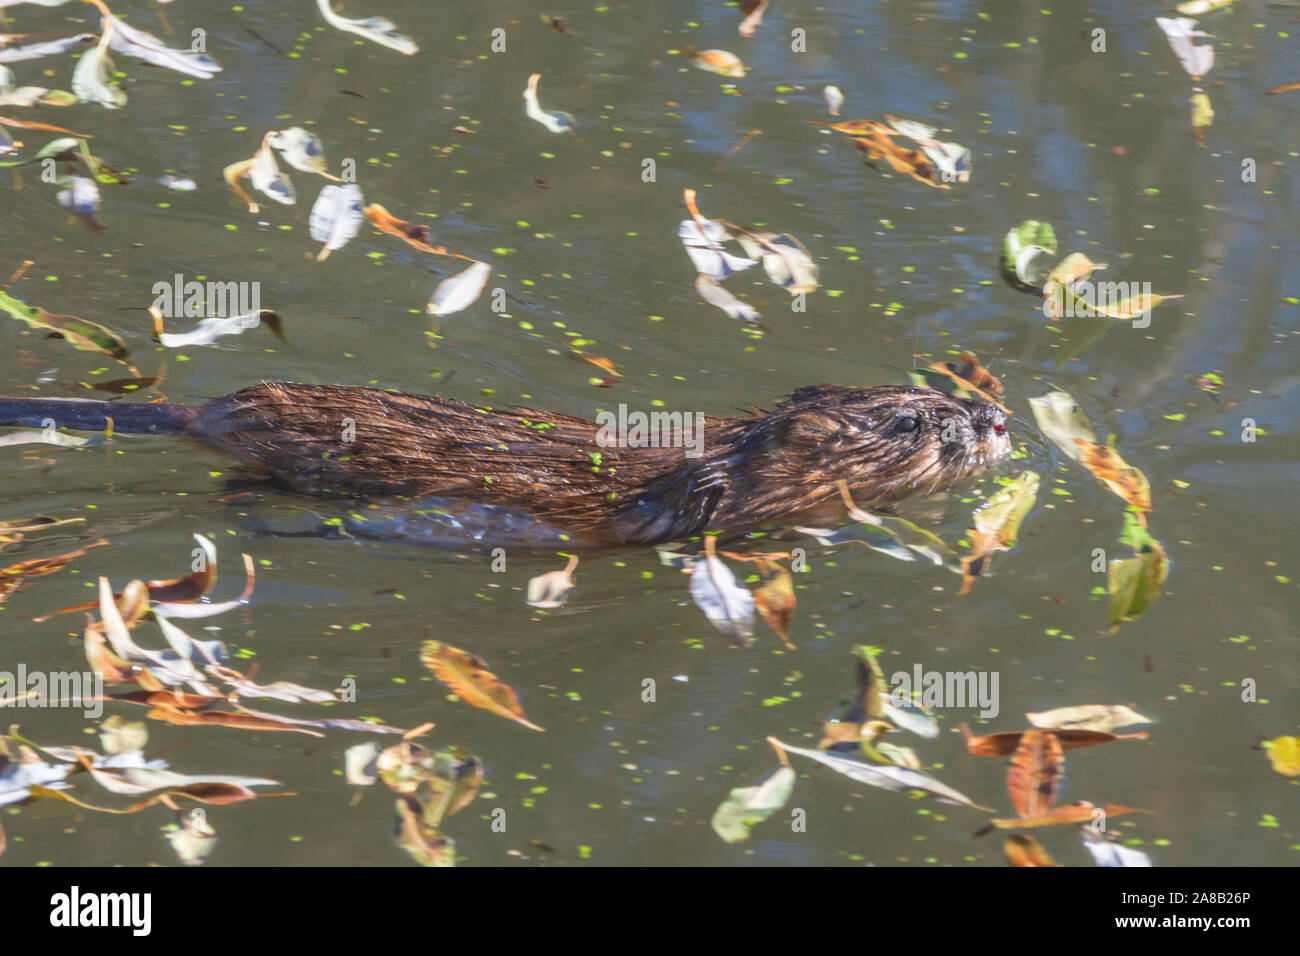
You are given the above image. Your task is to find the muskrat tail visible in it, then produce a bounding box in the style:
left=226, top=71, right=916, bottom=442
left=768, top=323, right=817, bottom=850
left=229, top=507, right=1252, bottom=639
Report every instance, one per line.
left=0, top=397, right=199, bottom=435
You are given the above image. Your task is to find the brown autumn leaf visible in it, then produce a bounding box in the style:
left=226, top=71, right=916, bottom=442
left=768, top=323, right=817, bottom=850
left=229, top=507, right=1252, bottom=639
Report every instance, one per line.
left=912, top=353, right=1009, bottom=412
left=750, top=556, right=796, bottom=649
left=1266, top=82, right=1300, bottom=95
left=1007, top=730, right=1065, bottom=818
left=37, top=533, right=218, bottom=619
left=0, top=115, right=92, bottom=136
left=420, top=641, right=544, bottom=732
left=852, top=132, right=948, bottom=189
left=144, top=701, right=327, bottom=737
left=991, top=802, right=1154, bottom=830
left=1072, top=439, right=1152, bottom=513
left=30, top=781, right=291, bottom=814
left=568, top=351, right=621, bottom=378
left=84, top=618, right=165, bottom=689
left=960, top=722, right=1150, bottom=756
left=1004, top=834, right=1061, bottom=867
left=807, top=118, right=894, bottom=137
left=0, top=538, right=108, bottom=603
left=362, top=203, right=451, bottom=256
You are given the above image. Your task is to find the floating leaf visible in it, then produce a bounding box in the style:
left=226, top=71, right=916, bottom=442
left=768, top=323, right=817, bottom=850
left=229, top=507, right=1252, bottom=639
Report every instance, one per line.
left=317, top=0, right=418, bottom=54
left=1082, top=829, right=1152, bottom=867
left=163, top=808, right=217, bottom=865
left=363, top=203, right=450, bottom=255
left=1155, top=16, right=1214, bottom=79
left=749, top=556, right=795, bottom=649
left=769, top=737, right=992, bottom=811
left=526, top=554, right=578, bottom=609
left=835, top=481, right=960, bottom=570
left=737, top=0, right=767, bottom=37
left=427, top=260, right=491, bottom=317
left=991, top=802, right=1153, bottom=830
left=694, top=275, right=761, bottom=324
left=308, top=183, right=364, bottom=261
left=731, top=226, right=819, bottom=295
left=1073, top=440, right=1151, bottom=513
left=153, top=308, right=282, bottom=348
left=1028, top=389, right=1095, bottom=465
left=711, top=766, right=795, bottom=844
left=98, top=716, right=148, bottom=755
left=419, top=640, right=544, bottom=731
left=1007, top=730, right=1065, bottom=818
left=0, top=538, right=107, bottom=603
left=1001, top=219, right=1058, bottom=290
left=689, top=551, right=755, bottom=646
left=911, top=352, right=1008, bottom=412
left=70, top=25, right=126, bottom=109
left=0, top=287, right=133, bottom=367
left=1004, top=834, right=1061, bottom=867
left=822, top=84, right=844, bottom=116
left=1175, top=0, right=1234, bottom=13
left=1026, top=705, right=1152, bottom=734
left=882, top=114, right=971, bottom=183
left=523, top=73, right=574, bottom=133
left=345, top=742, right=381, bottom=786
left=0, top=34, right=96, bottom=65
left=269, top=126, right=336, bottom=178
left=678, top=219, right=756, bottom=279
left=960, top=722, right=1149, bottom=757
left=958, top=470, right=1039, bottom=594
left=1190, top=90, right=1213, bottom=144
left=686, top=46, right=745, bottom=78
left=104, top=12, right=220, bottom=78
left=1108, top=514, right=1168, bottom=630
left=1264, top=736, right=1300, bottom=778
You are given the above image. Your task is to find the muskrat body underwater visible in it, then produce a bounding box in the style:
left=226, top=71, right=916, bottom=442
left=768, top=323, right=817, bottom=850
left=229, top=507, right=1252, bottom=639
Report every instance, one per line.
left=0, top=382, right=1010, bottom=547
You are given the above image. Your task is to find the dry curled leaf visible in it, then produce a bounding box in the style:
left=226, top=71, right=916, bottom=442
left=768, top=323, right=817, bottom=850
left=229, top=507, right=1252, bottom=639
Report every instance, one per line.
left=419, top=641, right=544, bottom=731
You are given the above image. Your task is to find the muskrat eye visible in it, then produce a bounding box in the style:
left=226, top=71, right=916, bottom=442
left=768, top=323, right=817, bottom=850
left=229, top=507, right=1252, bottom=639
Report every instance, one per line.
left=896, top=416, right=918, bottom=433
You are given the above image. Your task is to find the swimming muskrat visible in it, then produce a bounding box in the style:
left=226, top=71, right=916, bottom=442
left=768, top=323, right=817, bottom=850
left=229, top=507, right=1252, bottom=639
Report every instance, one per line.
left=0, top=382, right=1010, bottom=547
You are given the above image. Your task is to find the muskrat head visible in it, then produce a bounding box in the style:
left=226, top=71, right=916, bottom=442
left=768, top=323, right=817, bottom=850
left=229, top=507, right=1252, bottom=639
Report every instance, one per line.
left=737, top=384, right=1012, bottom=511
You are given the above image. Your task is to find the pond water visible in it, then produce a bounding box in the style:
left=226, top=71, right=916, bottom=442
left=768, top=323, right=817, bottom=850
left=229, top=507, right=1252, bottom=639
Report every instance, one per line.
left=1, top=0, right=1296, bottom=866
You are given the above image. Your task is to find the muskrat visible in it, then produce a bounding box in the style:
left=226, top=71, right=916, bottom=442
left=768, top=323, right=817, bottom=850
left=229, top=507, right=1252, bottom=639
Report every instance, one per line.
left=0, top=382, right=1010, bottom=547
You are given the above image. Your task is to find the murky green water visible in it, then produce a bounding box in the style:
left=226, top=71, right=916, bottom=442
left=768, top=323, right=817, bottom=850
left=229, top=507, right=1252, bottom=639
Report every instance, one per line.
left=1, top=0, right=1296, bottom=866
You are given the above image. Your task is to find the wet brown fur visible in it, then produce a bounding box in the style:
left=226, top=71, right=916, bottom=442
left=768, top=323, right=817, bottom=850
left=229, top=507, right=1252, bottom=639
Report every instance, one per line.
left=185, top=381, right=1010, bottom=546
